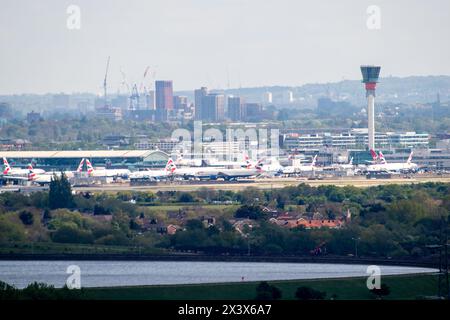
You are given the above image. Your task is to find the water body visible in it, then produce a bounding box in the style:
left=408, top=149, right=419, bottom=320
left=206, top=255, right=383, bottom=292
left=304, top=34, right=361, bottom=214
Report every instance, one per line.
left=0, top=260, right=436, bottom=288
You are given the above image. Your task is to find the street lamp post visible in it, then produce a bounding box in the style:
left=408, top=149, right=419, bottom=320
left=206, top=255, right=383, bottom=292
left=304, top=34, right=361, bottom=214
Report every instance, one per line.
left=352, top=237, right=361, bottom=258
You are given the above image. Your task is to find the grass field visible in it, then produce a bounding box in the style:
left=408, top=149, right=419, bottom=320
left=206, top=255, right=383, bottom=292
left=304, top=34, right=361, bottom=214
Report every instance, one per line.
left=0, top=242, right=165, bottom=255
left=82, top=273, right=439, bottom=300
left=73, top=176, right=450, bottom=193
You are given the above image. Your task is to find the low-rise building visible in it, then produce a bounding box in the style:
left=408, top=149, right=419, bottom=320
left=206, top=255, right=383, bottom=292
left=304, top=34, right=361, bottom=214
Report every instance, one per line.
left=281, top=129, right=429, bottom=151
left=0, top=149, right=169, bottom=170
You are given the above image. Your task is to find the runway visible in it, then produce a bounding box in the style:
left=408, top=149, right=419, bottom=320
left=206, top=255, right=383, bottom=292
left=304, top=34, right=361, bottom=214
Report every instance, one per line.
left=72, top=175, right=450, bottom=193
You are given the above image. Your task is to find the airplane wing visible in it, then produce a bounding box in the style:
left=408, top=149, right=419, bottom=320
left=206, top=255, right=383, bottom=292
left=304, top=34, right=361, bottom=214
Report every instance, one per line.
left=0, top=175, right=30, bottom=181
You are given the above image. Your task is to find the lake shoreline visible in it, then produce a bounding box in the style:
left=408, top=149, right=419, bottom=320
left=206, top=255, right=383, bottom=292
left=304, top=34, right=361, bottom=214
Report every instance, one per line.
left=0, top=260, right=436, bottom=291
left=0, top=253, right=438, bottom=268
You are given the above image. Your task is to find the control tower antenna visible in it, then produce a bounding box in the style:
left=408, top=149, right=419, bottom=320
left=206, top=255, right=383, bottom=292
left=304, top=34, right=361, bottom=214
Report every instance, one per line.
left=103, top=56, right=110, bottom=107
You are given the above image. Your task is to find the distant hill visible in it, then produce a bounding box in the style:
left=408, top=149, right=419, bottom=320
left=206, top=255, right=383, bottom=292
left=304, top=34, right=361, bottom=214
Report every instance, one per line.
left=1, top=75, right=449, bottom=114
left=176, top=75, right=450, bottom=107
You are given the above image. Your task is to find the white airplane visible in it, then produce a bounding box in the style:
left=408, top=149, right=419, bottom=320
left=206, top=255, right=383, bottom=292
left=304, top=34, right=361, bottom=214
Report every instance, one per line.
left=329, top=157, right=354, bottom=170
left=174, top=152, right=203, bottom=167
left=85, top=159, right=131, bottom=178
left=215, top=165, right=263, bottom=180
left=172, top=158, right=263, bottom=181
left=2, top=157, right=45, bottom=176
left=28, top=158, right=86, bottom=184
left=366, top=151, right=418, bottom=173
left=281, top=155, right=320, bottom=175
left=257, top=157, right=284, bottom=176
left=202, top=154, right=260, bottom=169
left=129, top=158, right=176, bottom=180
left=171, top=163, right=223, bottom=180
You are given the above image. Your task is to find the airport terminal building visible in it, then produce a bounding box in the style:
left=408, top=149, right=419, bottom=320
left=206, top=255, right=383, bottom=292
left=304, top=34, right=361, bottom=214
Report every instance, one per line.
left=0, top=150, right=169, bottom=171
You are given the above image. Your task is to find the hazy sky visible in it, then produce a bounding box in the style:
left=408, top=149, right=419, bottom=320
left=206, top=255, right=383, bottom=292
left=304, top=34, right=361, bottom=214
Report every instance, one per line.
left=1, top=0, right=449, bottom=94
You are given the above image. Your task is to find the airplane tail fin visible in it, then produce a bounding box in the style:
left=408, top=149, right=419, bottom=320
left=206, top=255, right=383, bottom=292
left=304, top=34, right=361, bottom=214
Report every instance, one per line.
left=166, top=158, right=176, bottom=173
left=379, top=151, right=386, bottom=164
left=255, top=157, right=266, bottom=169
left=27, top=167, right=36, bottom=181
left=77, top=158, right=85, bottom=172
left=244, top=154, right=253, bottom=169
left=85, top=159, right=94, bottom=175
left=369, top=149, right=378, bottom=161
left=407, top=151, right=413, bottom=164
left=2, top=157, right=11, bottom=174
left=311, top=155, right=318, bottom=167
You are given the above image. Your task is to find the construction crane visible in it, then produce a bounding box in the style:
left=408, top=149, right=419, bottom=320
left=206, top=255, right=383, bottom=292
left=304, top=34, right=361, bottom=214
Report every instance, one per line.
left=119, top=65, right=156, bottom=110
left=103, top=56, right=110, bottom=107
left=139, top=66, right=150, bottom=92
left=141, top=66, right=155, bottom=109
left=130, top=84, right=140, bottom=111
left=119, top=67, right=131, bottom=94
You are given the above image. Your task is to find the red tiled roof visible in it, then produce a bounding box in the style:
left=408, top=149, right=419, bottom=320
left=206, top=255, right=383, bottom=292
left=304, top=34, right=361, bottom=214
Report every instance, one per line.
left=272, top=217, right=344, bottom=229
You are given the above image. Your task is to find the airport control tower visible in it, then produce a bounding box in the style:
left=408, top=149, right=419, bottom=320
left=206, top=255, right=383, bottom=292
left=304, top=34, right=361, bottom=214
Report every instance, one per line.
left=360, top=65, right=381, bottom=150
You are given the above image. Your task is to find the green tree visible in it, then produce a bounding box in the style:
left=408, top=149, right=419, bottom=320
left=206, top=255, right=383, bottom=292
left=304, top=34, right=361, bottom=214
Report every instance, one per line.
left=19, top=211, right=34, bottom=225
left=0, top=216, right=26, bottom=243
left=295, top=286, right=326, bottom=300
left=0, top=280, right=19, bottom=300
left=370, top=284, right=391, bottom=299
left=185, top=219, right=204, bottom=230
left=42, top=209, right=52, bottom=222
left=255, top=281, right=282, bottom=300
left=235, top=205, right=265, bottom=220
left=178, top=192, right=195, bottom=203
left=51, top=224, right=94, bottom=244
left=49, top=173, right=73, bottom=209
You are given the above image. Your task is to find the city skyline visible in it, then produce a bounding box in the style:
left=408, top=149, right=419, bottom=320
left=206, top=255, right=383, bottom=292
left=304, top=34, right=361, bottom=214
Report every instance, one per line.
left=1, top=0, right=450, bottom=95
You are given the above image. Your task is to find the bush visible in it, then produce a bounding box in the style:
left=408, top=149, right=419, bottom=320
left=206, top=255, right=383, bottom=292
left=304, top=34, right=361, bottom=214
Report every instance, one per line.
left=94, top=232, right=130, bottom=246
left=21, top=282, right=59, bottom=300
left=370, top=284, right=391, bottom=299
left=295, top=286, right=326, bottom=300
left=93, top=204, right=111, bottom=215
left=19, top=211, right=34, bottom=225
left=0, top=280, right=19, bottom=300
left=255, top=281, right=282, bottom=300
left=51, top=225, right=94, bottom=244
left=178, top=192, right=195, bottom=203
left=235, top=205, right=265, bottom=220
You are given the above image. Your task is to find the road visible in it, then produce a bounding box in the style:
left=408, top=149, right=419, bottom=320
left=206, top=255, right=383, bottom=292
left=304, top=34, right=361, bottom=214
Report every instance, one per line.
left=71, top=175, right=450, bottom=193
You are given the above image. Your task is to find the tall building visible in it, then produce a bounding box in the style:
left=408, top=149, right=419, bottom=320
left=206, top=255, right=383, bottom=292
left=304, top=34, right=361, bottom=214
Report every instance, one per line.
left=201, top=93, right=224, bottom=122
left=262, top=91, right=273, bottom=105
left=145, top=90, right=155, bottom=110
left=360, top=65, right=381, bottom=150
left=228, top=96, right=243, bottom=121
left=155, top=80, right=173, bottom=121
left=173, top=95, right=188, bottom=110
left=243, top=103, right=262, bottom=121
left=194, top=87, right=208, bottom=120
left=282, top=90, right=294, bottom=104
